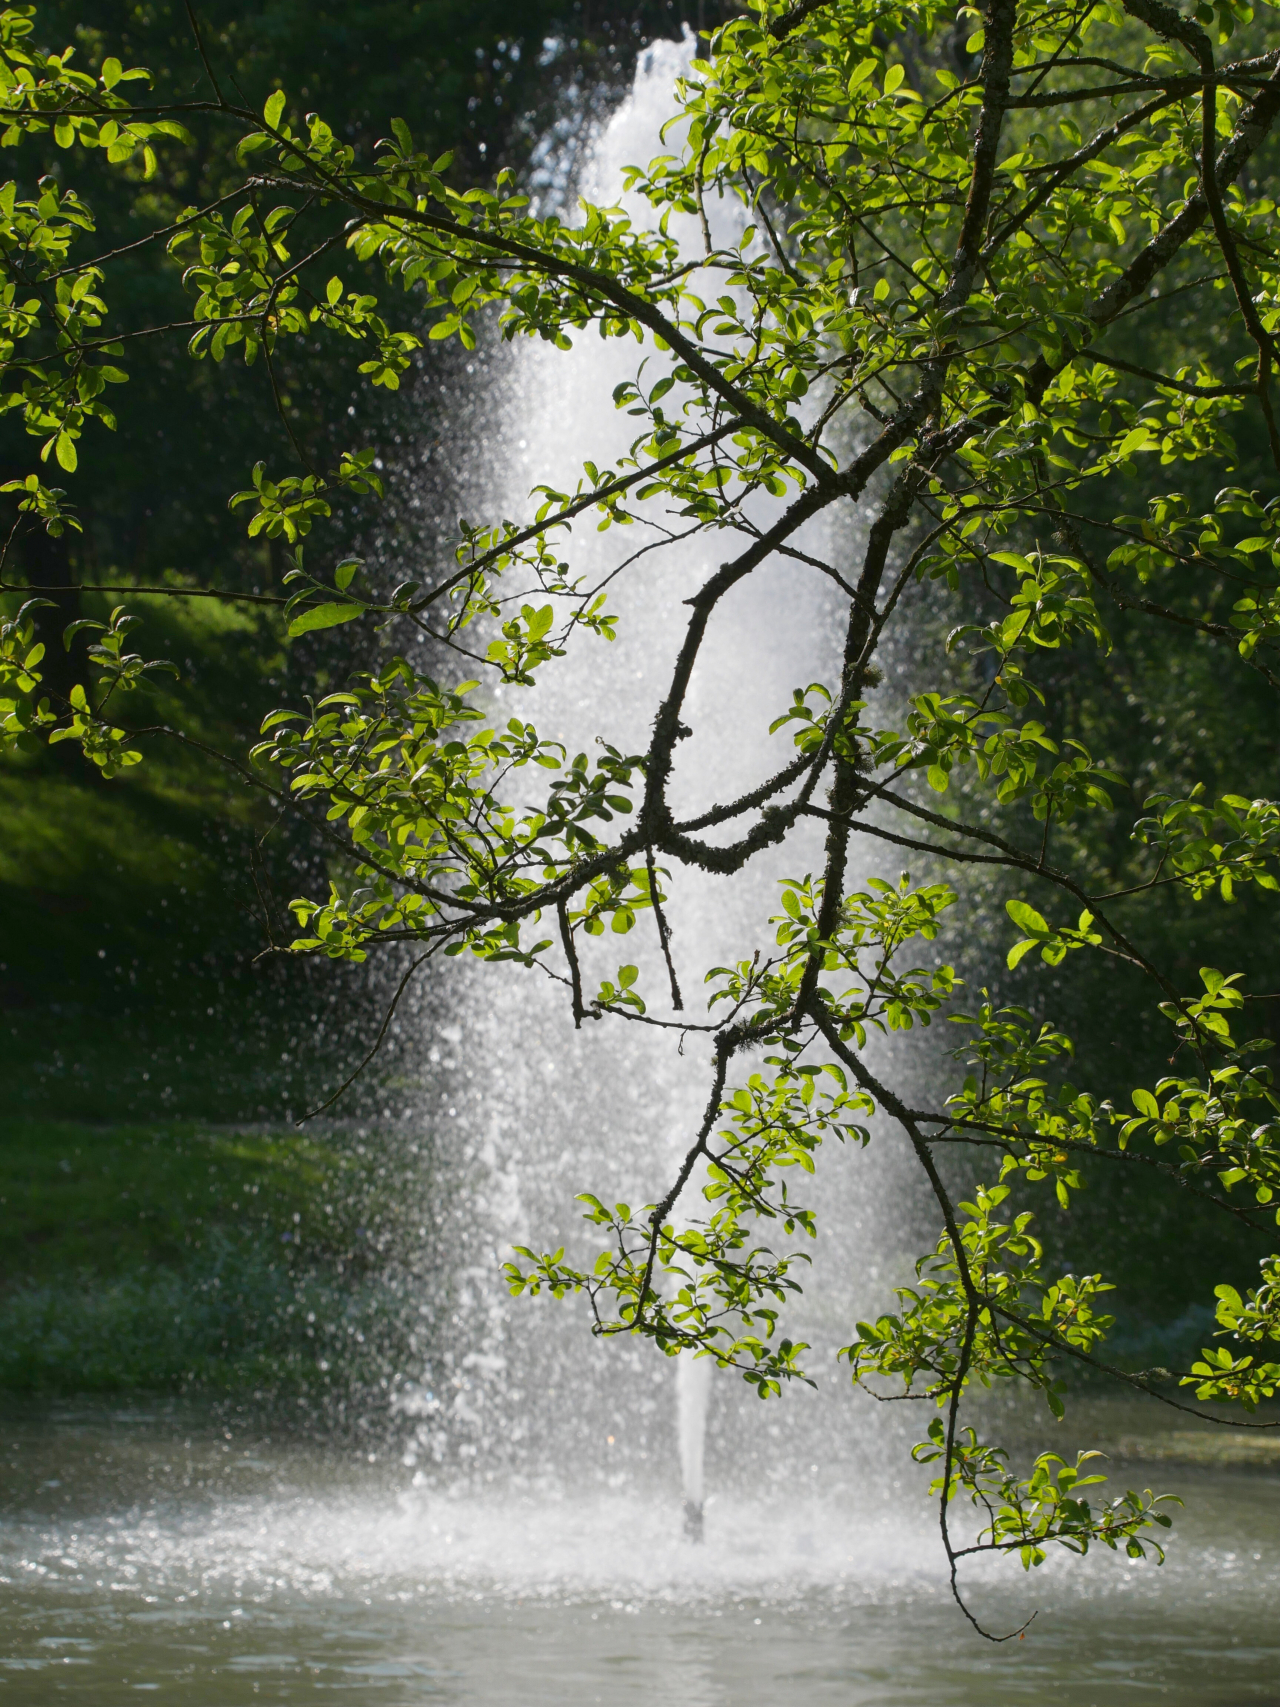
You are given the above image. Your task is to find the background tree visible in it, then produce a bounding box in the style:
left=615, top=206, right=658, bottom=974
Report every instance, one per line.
left=2, top=0, right=1279, bottom=1634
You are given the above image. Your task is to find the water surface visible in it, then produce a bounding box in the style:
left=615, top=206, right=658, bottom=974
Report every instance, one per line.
left=3, top=1399, right=1278, bottom=1703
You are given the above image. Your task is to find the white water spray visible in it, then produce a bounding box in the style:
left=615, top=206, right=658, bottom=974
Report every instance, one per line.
left=677, top=1352, right=712, bottom=1540
left=382, top=35, right=927, bottom=1541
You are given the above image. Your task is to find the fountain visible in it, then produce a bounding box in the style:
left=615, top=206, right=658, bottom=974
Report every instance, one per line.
left=374, top=31, right=916, bottom=1514
left=677, top=1353, right=712, bottom=1541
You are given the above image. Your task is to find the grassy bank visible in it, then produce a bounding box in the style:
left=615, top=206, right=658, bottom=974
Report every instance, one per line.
left=0, top=596, right=375, bottom=1128
left=0, top=1118, right=425, bottom=1395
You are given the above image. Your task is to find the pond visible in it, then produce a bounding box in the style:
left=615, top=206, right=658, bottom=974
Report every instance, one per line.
left=2, top=1398, right=1278, bottom=1704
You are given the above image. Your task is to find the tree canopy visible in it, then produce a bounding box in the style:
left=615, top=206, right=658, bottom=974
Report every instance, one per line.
left=2, top=0, right=1280, bottom=1634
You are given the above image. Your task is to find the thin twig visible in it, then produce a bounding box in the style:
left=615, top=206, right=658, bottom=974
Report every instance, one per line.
left=557, top=899, right=586, bottom=1029
left=298, top=950, right=433, bottom=1122
left=647, top=844, right=684, bottom=1011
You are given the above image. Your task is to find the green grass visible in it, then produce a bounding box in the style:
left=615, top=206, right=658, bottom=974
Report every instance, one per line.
left=0, top=1117, right=423, bottom=1394
left=0, top=999, right=369, bottom=1124
left=0, top=749, right=376, bottom=1126
left=0, top=584, right=379, bottom=1126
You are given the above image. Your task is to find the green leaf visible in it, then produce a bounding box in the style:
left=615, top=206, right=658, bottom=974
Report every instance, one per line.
left=1006, top=899, right=1049, bottom=935
left=264, top=89, right=286, bottom=130
left=287, top=602, right=363, bottom=638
